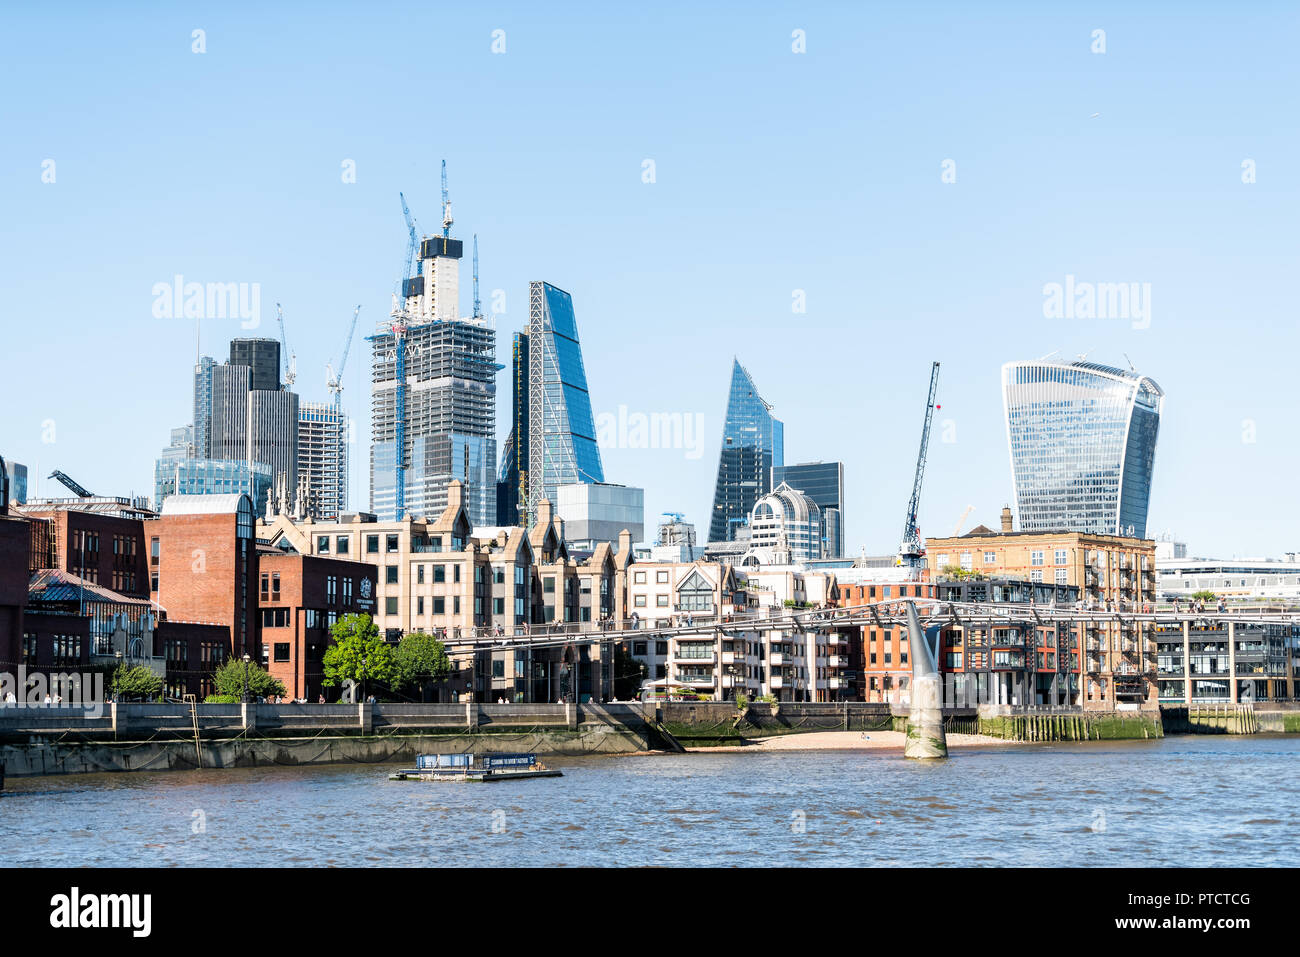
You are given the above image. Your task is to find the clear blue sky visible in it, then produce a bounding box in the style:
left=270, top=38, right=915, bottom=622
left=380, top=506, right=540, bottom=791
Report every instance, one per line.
left=2, top=2, right=1297, bottom=559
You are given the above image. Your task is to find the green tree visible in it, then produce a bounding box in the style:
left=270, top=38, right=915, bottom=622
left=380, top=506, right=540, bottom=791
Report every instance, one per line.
left=210, top=657, right=287, bottom=701
left=323, top=613, right=395, bottom=699
left=111, top=664, right=163, bottom=701
left=393, top=632, right=452, bottom=701
left=1190, top=589, right=1218, bottom=603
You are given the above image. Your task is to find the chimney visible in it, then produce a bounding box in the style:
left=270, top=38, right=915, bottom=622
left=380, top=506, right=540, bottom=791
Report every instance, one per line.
left=1001, top=505, right=1013, bottom=534
left=618, top=528, right=631, bottom=557
left=446, top=478, right=464, bottom=513
left=536, top=498, right=552, bottom=529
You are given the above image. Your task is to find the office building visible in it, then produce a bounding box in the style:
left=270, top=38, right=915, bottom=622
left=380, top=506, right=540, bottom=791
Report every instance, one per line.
left=229, top=337, right=281, bottom=393
left=524, top=281, right=604, bottom=523
left=496, top=330, right=529, bottom=526
left=4, top=460, right=28, bottom=506
left=772, top=461, right=844, bottom=557
left=742, top=482, right=825, bottom=566
left=248, top=388, right=299, bottom=492
left=1003, top=358, right=1163, bottom=538
left=554, top=482, right=644, bottom=549
left=155, top=458, right=273, bottom=516
left=708, top=359, right=783, bottom=544
left=298, top=401, right=348, bottom=521
left=370, top=232, right=499, bottom=526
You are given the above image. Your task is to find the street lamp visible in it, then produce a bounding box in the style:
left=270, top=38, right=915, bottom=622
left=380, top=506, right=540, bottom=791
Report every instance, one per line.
left=242, top=653, right=250, bottom=703
left=362, top=655, right=368, bottom=703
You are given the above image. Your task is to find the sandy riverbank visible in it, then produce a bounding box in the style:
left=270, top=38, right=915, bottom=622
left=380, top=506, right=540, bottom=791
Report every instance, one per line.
left=688, top=730, right=1022, bottom=752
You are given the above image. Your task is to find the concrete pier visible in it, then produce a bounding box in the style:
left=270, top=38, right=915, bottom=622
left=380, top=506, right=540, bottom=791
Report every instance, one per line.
left=904, top=601, right=948, bottom=760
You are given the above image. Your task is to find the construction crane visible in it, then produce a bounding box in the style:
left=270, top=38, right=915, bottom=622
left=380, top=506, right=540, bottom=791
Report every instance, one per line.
left=275, top=302, right=296, bottom=387
left=398, top=191, right=420, bottom=293
left=325, top=305, right=362, bottom=408
left=472, top=234, right=481, bottom=318
left=952, top=504, right=975, bottom=537
left=897, top=361, right=941, bottom=574
left=441, top=159, right=453, bottom=238
left=49, top=470, right=93, bottom=498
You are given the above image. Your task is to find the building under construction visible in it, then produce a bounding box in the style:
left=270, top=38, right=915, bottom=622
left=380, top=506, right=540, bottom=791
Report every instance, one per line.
left=369, top=182, right=499, bottom=526
left=298, top=400, right=348, bottom=520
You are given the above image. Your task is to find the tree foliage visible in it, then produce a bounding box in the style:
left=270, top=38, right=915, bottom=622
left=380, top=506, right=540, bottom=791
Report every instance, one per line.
left=323, top=613, right=395, bottom=693
left=211, top=657, right=287, bottom=701
left=393, top=632, right=452, bottom=699
left=111, top=664, right=163, bottom=701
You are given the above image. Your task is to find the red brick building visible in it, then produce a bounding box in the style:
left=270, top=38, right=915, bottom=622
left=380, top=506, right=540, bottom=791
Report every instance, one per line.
left=14, top=501, right=151, bottom=599
left=257, top=549, right=378, bottom=701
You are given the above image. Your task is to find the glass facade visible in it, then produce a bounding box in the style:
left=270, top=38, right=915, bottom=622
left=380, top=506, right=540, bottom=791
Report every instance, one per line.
left=527, top=282, right=604, bottom=522
left=1003, top=360, right=1163, bottom=538
left=709, top=359, right=784, bottom=543
left=771, top=461, right=844, bottom=556
left=155, top=457, right=273, bottom=511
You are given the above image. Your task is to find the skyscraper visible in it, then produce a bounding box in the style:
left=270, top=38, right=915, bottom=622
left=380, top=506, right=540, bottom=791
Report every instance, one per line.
left=369, top=231, right=499, bottom=525
left=772, top=460, right=844, bottom=557
left=210, top=363, right=251, bottom=462
left=298, top=401, right=348, bottom=520
left=229, top=338, right=281, bottom=393
left=1002, top=358, right=1163, bottom=538
left=708, top=359, right=784, bottom=543
left=248, top=388, right=299, bottom=493
left=495, top=329, right=529, bottom=526
left=524, top=281, right=604, bottom=523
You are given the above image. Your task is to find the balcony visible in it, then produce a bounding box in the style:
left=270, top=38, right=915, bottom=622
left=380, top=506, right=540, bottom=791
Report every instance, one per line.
left=828, top=655, right=843, bottom=668
left=675, top=672, right=716, bottom=687
left=770, top=651, right=786, bottom=666
left=721, top=651, right=738, bottom=665
left=770, top=676, right=784, bottom=689
left=672, top=651, right=715, bottom=665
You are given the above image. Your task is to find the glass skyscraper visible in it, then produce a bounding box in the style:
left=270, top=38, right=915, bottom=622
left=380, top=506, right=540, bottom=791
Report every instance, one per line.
left=524, top=281, right=604, bottom=523
left=709, top=359, right=784, bottom=543
left=1003, top=359, right=1163, bottom=538
left=772, top=461, right=844, bottom=557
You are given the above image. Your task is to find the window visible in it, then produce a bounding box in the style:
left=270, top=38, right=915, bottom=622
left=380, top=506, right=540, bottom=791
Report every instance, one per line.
left=1055, top=569, right=1068, bottom=585
left=272, top=572, right=280, bottom=598
left=656, top=570, right=669, bottom=584
left=984, top=551, right=996, bottom=564
left=453, top=564, right=461, bottom=584
left=633, top=641, right=647, bottom=656
left=1031, top=551, right=1044, bottom=566
left=274, top=643, right=291, bottom=663
left=633, top=571, right=646, bottom=584
left=326, top=576, right=337, bottom=605
left=416, top=565, right=425, bottom=585
left=317, top=535, right=330, bottom=554
left=385, top=597, right=398, bottom=615
left=434, top=565, right=447, bottom=583
left=493, top=566, right=505, bottom=584
left=150, top=538, right=159, bottom=566
left=433, top=597, right=445, bottom=615
left=1031, top=570, right=1043, bottom=583
left=336, top=536, right=349, bottom=555
left=417, top=596, right=424, bottom=615
left=386, top=534, right=399, bottom=553
left=543, top=577, right=555, bottom=593
left=1055, top=549, right=1068, bottom=565
left=936, top=555, right=948, bottom=568
left=634, top=595, right=647, bottom=607
left=366, top=535, right=379, bottom=554
left=656, top=595, right=669, bottom=607
left=493, top=597, right=504, bottom=615
left=655, top=641, right=668, bottom=656
left=386, top=565, right=398, bottom=585
left=960, top=552, right=972, bottom=571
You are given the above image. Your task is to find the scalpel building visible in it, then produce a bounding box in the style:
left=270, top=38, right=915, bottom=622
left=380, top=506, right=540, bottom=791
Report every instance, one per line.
left=1002, top=359, right=1163, bottom=539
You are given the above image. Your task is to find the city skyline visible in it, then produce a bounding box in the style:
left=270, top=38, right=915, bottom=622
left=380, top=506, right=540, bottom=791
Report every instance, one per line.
left=3, top=5, right=1298, bottom=558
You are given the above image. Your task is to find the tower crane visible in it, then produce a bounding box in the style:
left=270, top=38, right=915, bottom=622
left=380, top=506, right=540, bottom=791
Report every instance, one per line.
left=275, top=302, right=297, bottom=387
left=472, top=234, right=481, bottom=318
left=897, top=361, right=940, bottom=575
left=325, top=305, right=362, bottom=408
left=398, top=191, right=420, bottom=297
left=441, top=159, right=453, bottom=238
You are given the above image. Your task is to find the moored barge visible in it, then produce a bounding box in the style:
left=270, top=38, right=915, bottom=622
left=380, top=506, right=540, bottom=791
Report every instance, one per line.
left=389, top=752, right=561, bottom=782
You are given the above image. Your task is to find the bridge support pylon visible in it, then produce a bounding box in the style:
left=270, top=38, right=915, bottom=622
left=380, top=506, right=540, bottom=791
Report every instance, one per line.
left=904, top=601, right=948, bottom=760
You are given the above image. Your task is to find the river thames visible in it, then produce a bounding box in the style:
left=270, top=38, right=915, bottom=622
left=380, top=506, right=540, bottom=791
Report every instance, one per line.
left=4, top=736, right=1297, bottom=867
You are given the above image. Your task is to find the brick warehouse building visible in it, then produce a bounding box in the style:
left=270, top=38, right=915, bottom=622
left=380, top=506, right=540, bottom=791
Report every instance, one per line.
left=925, top=506, right=1159, bottom=709
left=256, top=549, right=378, bottom=702
left=13, top=499, right=152, bottom=599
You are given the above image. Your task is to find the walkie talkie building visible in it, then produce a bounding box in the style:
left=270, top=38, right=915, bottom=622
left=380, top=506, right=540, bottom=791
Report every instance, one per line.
left=1002, top=359, right=1163, bottom=539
